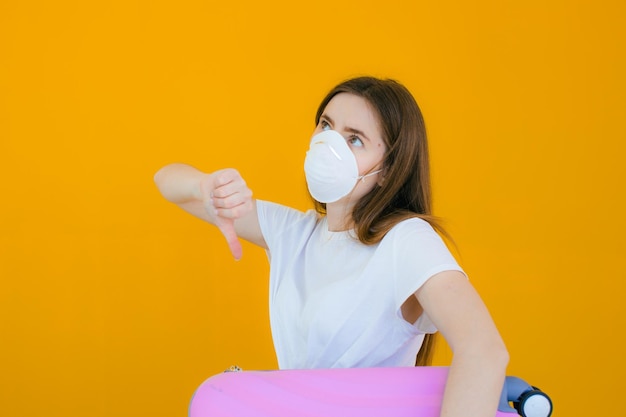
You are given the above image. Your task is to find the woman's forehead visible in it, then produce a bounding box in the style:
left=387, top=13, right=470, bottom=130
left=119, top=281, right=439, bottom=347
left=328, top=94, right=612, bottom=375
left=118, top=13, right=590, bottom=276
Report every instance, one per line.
left=323, top=93, right=383, bottom=138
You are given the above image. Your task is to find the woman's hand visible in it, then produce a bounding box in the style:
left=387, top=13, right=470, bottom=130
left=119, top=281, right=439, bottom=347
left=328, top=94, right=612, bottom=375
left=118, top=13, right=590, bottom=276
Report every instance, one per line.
left=155, top=163, right=264, bottom=259
left=200, top=168, right=254, bottom=260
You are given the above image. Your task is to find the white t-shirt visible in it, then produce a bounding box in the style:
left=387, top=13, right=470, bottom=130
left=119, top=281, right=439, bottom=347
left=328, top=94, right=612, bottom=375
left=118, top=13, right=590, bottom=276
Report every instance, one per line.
left=256, top=200, right=464, bottom=370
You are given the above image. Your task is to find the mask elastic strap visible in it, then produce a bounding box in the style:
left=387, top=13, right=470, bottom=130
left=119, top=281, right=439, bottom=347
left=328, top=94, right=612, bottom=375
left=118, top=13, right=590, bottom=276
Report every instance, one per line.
left=357, top=169, right=382, bottom=182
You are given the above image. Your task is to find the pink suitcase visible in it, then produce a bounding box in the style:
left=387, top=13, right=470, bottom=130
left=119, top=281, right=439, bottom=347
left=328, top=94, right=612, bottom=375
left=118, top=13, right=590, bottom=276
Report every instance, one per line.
left=189, top=366, right=552, bottom=417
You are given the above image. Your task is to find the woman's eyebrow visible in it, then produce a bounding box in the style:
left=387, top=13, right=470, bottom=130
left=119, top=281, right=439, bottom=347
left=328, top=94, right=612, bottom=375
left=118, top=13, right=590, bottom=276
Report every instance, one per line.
left=345, top=127, right=371, bottom=142
left=321, top=113, right=372, bottom=142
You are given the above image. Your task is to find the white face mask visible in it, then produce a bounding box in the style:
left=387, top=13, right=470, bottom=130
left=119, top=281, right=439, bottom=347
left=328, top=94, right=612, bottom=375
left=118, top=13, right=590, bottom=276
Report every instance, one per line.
left=304, top=130, right=382, bottom=203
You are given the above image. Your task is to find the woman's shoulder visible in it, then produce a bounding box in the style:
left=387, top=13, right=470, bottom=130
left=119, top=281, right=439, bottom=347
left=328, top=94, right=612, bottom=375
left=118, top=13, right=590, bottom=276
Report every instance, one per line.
left=378, top=215, right=447, bottom=250
left=386, top=216, right=437, bottom=236
left=256, top=200, right=324, bottom=251
left=256, top=200, right=321, bottom=233
left=380, top=216, right=461, bottom=277
left=257, top=200, right=320, bottom=220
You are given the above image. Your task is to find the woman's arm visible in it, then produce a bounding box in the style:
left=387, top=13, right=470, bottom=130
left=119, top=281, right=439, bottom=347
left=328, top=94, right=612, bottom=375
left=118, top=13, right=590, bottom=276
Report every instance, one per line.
left=415, top=270, right=509, bottom=417
left=154, top=163, right=267, bottom=258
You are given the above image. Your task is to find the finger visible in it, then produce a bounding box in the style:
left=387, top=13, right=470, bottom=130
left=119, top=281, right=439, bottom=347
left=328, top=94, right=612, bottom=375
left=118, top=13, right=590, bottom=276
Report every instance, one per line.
left=212, top=168, right=242, bottom=189
left=211, top=188, right=252, bottom=211
left=216, top=217, right=243, bottom=260
left=211, top=177, right=247, bottom=199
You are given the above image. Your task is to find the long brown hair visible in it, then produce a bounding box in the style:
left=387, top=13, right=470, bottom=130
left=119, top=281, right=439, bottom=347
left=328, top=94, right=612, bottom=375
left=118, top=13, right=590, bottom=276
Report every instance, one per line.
left=313, top=77, right=446, bottom=366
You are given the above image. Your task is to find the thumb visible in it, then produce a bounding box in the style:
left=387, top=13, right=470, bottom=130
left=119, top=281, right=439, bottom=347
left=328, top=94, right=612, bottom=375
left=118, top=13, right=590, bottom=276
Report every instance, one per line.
left=215, top=216, right=243, bottom=261
left=199, top=173, right=243, bottom=260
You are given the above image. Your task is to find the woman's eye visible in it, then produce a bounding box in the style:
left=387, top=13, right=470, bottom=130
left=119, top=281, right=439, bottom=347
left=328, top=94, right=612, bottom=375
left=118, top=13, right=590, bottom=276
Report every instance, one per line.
left=321, top=120, right=331, bottom=131
left=348, top=135, right=364, bottom=147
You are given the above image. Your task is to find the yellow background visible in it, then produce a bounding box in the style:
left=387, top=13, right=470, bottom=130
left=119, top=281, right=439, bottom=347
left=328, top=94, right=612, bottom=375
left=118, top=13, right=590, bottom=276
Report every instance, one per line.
left=1, top=1, right=624, bottom=416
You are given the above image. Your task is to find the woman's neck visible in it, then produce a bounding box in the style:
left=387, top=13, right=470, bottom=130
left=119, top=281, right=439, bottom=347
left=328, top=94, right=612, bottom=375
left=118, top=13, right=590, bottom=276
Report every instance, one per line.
left=325, top=202, right=354, bottom=232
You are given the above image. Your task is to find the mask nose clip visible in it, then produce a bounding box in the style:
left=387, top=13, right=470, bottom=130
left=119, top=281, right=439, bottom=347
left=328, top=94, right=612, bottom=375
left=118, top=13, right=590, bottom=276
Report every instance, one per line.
left=327, top=144, right=343, bottom=161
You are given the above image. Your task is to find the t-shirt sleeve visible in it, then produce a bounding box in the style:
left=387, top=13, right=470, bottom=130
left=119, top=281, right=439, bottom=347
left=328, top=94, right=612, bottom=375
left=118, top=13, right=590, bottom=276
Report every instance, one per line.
left=256, top=200, right=318, bottom=255
left=388, top=218, right=466, bottom=333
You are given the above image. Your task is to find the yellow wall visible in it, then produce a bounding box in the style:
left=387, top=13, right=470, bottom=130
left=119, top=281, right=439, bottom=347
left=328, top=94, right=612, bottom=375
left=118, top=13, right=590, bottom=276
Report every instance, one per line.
left=1, top=1, right=624, bottom=416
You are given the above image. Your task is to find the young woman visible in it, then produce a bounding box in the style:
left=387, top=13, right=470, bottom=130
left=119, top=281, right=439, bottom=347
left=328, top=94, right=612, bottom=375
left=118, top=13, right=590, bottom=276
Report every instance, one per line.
left=154, top=76, right=509, bottom=417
